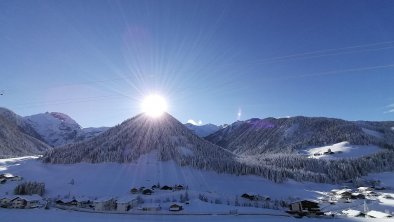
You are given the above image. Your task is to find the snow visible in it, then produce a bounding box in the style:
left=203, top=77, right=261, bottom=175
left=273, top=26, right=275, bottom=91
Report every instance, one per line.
left=342, top=209, right=362, bottom=217
left=1, top=156, right=394, bottom=220
left=362, top=128, right=384, bottom=139
left=0, top=154, right=334, bottom=200
left=302, top=141, right=382, bottom=160
left=0, top=208, right=393, bottom=222
left=367, top=210, right=392, bottom=218
left=23, top=112, right=107, bottom=147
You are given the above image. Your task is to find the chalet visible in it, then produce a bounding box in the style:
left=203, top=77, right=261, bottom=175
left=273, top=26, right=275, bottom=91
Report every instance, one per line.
left=169, top=203, right=183, bottom=211
left=12, top=197, right=27, bottom=208
left=174, top=185, right=184, bottom=191
left=0, top=196, right=17, bottom=208
left=142, top=189, right=153, bottom=195
left=336, top=189, right=353, bottom=200
left=75, top=196, right=91, bottom=208
left=130, top=188, right=139, bottom=194
left=139, top=203, right=161, bottom=211
left=366, top=210, right=392, bottom=218
left=342, top=209, right=364, bottom=217
left=241, top=193, right=254, bottom=201
left=22, top=195, right=42, bottom=208
left=288, top=200, right=323, bottom=216
left=116, top=196, right=138, bottom=212
left=93, top=197, right=116, bottom=211
left=0, top=173, right=22, bottom=181
left=161, top=185, right=172, bottom=191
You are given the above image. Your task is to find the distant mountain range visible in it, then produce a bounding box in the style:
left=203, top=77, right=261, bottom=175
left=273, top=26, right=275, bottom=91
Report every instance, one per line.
left=184, top=123, right=223, bottom=137
left=205, top=116, right=394, bottom=155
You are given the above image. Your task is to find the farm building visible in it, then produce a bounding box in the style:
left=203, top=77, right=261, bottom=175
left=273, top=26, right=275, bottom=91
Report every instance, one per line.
left=169, top=203, right=183, bottom=211
left=288, top=200, right=323, bottom=216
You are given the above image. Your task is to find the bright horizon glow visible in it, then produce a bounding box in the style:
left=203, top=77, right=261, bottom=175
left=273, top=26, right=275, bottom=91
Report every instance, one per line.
left=141, top=95, right=168, bottom=118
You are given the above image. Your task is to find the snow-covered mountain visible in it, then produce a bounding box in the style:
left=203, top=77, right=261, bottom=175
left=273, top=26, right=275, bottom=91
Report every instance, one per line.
left=24, top=112, right=108, bottom=147
left=206, top=116, right=394, bottom=155
left=42, top=113, right=235, bottom=167
left=184, top=123, right=221, bottom=137
left=0, top=108, right=51, bottom=158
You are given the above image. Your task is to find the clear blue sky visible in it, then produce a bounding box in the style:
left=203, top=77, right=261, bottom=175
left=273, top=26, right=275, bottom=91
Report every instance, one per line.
left=1, top=0, right=394, bottom=127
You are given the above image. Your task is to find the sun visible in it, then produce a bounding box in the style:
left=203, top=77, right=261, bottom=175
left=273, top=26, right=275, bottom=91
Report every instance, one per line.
left=141, top=94, right=168, bottom=118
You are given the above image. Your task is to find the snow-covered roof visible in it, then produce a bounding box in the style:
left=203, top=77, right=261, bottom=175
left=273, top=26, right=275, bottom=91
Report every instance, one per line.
left=342, top=209, right=362, bottom=217
left=367, top=210, right=392, bottom=218
left=19, top=194, right=42, bottom=201
left=336, top=189, right=352, bottom=194
left=358, top=187, right=372, bottom=191
left=74, top=196, right=90, bottom=202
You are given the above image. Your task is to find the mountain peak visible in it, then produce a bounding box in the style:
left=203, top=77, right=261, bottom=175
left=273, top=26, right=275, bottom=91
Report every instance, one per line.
left=43, top=112, right=233, bottom=165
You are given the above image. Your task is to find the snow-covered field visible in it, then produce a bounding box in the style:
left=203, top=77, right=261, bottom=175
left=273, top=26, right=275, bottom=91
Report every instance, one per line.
left=0, top=154, right=335, bottom=200
left=0, top=208, right=393, bottom=222
left=302, top=142, right=382, bottom=160
left=1, top=156, right=394, bottom=221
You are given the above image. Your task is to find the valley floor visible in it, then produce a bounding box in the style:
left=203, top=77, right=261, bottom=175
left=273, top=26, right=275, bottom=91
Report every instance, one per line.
left=1, top=156, right=394, bottom=221
left=0, top=208, right=393, bottom=222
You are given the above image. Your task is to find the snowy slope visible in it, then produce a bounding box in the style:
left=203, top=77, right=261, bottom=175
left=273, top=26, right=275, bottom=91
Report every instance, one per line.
left=0, top=108, right=51, bottom=158
left=24, top=112, right=108, bottom=147
left=184, top=123, right=221, bottom=137
left=206, top=116, right=394, bottom=155
left=301, top=141, right=383, bottom=160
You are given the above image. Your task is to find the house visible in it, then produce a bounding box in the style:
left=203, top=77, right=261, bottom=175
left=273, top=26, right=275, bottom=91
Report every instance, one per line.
left=342, top=209, right=364, bottom=217
left=11, top=197, right=27, bottom=209
left=161, top=185, right=172, bottom=190
left=142, top=189, right=153, bottom=195
left=174, top=185, right=184, bottom=191
left=22, top=195, right=42, bottom=208
left=0, top=196, right=18, bottom=208
left=288, top=200, right=322, bottom=216
left=138, top=203, right=161, bottom=211
left=169, top=203, right=183, bottom=211
left=116, top=196, right=138, bottom=212
left=0, top=173, right=22, bottom=181
left=75, top=196, right=91, bottom=208
left=241, top=193, right=255, bottom=201
left=336, top=189, right=353, bottom=199
left=130, top=188, right=139, bottom=194
left=56, top=198, right=77, bottom=206
left=93, top=197, right=116, bottom=211
left=366, top=210, right=392, bottom=218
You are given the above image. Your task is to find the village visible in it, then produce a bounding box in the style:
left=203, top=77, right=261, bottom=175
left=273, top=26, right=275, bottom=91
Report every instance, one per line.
left=1, top=171, right=394, bottom=219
